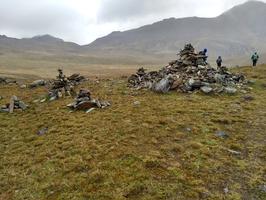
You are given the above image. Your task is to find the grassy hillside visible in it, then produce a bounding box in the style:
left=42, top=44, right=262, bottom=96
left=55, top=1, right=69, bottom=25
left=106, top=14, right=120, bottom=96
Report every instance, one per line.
left=0, top=66, right=266, bottom=200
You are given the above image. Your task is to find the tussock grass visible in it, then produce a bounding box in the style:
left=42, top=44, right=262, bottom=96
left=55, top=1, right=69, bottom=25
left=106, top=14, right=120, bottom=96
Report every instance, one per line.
left=0, top=66, right=266, bottom=199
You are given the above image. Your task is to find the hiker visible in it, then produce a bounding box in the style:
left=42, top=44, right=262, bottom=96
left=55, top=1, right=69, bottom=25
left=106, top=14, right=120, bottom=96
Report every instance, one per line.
left=199, top=48, right=208, bottom=61
left=216, top=56, right=223, bottom=68
left=251, top=52, right=259, bottom=67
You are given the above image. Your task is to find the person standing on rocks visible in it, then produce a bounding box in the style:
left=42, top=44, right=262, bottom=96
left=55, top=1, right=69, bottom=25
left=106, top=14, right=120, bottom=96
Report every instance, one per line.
left=216, top=56, right=223, bottom=68
left=251, top=52, right=259, bottom=67
left=199, top=48, right=208, bottom=62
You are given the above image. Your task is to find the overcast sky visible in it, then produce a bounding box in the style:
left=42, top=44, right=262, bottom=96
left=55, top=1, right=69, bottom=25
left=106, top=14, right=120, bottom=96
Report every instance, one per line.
left=0, top=0, right=265, bottom=44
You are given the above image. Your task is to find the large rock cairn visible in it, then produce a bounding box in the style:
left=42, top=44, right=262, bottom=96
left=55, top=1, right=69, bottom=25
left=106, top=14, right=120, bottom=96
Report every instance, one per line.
left=128, top=44, right=245, bottom=94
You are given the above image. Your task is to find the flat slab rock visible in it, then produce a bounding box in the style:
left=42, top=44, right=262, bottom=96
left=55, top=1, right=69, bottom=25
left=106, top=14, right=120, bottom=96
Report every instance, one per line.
left=75, top=101, right=99, bottom=110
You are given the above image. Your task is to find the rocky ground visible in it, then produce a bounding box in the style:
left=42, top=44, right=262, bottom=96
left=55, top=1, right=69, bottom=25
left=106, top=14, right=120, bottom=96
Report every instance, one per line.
left=0, top=66, right=265, bottom=200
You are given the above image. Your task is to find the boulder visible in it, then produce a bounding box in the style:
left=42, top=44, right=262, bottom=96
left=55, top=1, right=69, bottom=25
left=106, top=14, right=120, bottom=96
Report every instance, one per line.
left=225, top=87, right=237, bottom=94
left=29, top=80, right=46, bottom=88
left=171, top=79, right=183, bottom=90
left=214, top=74, right=226, bottom=84
left=201, top=86, right=213, bottom=94
left=188, top=78, right=202, bottom=89
left=151, top=75, right=173, bottom=93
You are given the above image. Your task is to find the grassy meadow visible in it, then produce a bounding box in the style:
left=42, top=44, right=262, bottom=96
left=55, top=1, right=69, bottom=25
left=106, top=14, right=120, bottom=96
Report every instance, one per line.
left=0, top=65, right=266, bottom=200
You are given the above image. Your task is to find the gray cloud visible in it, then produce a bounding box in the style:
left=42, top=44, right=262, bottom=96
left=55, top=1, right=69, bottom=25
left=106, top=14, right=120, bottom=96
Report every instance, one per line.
left=97, top=0, right=259, bottom=23
left=97, top=0, right=182, bottom=22
left=0, top=0, right=83, bottom=41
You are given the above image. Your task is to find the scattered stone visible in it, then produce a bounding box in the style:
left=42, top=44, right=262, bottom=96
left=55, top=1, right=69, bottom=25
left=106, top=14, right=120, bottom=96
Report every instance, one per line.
left=33, top=99, right=40, bottom=103
left=245, top=87, right=253, bottom=91
left=185, top=127, right=192, bottom=132
left=0, top=95, right=28, bottom=113
left=18, top=100, right=27, bottom=110
left=29, top=80, right=46, bottom=88
left=201, top=86, right=213, bottom=94
left=40, top=99, right=46, bottom=103
left=216, top=131, right=229, bottom=139
left=133, top=101, right=141, bottom=106
left=128, top=44, right=245, bottom=94
left=9, top=96, right=15, bottom=113
left=224, top=187, right=229, bottom=194
left=20, top=84, right=27, bottom=89
left=67, top=73, right=86, bottom=85
left=86, top=108, right=96, bottom=113
left=247, top=80, right=256, bottom=85
left=242, top=95, right=255, bottom=101
left=240, top=90, right=248, bottom=94
left=37, top=127, right=48, bottom=136
left=226, top=149, right=241, bottom=155
left=0, top=77, right=7, bottom=84
left=0, top=77, right=17, bottom=85
left=67, top=89, right=111, bottom=112
left=224, top=87, right=237, bottom=94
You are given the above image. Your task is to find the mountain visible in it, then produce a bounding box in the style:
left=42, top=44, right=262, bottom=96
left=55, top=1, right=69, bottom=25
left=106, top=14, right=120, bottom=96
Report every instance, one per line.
left=0, top=34, right=80, bottom=55
left=85, top=1, right=266, bottom=62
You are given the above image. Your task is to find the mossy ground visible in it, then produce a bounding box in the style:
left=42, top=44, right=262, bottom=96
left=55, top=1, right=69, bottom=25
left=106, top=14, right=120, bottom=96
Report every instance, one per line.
left=0, top=66, right=265, bottom=200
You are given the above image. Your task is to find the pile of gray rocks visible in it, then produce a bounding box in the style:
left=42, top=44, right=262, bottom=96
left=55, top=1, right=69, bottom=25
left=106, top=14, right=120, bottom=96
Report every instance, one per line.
left=67, top=73, right=86, bottom=85
left=29, top=80, right=47, bottom=88
left=0, top=77, right=17, bottom=85
left=47, top=69, right=76, bottom=101
left=128, top=44, right=245, bottom=94
left=67, top=89, right=111, bottom=112
left=0, top=96, right=28, bottom=113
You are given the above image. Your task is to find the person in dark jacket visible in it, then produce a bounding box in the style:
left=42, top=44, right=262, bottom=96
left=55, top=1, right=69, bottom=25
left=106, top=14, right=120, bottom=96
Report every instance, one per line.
left=216, top=56, right=223, bottom=68
left=199, top=48, right=208, bottom=61
left=251, top=52, right=259, bottom=67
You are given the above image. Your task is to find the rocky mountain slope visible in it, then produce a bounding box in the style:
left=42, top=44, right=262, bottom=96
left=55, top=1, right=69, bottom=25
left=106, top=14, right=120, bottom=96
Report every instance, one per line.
left=85, top=1, right=266, bottom=61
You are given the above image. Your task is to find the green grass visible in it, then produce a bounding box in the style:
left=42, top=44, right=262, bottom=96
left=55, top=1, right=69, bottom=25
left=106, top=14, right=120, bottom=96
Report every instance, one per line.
left=0, top=66, right=266, bottom=200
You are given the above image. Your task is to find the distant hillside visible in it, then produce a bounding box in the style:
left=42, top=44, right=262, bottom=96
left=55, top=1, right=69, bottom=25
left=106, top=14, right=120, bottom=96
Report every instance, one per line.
left=85, top=1, right=266, bottom=62
left=0, top=34, right=80, bottom=55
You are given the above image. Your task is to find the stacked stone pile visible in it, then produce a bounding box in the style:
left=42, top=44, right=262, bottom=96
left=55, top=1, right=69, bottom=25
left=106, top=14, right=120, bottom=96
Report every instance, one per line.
left=128, top=44, right=245, bottom=94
